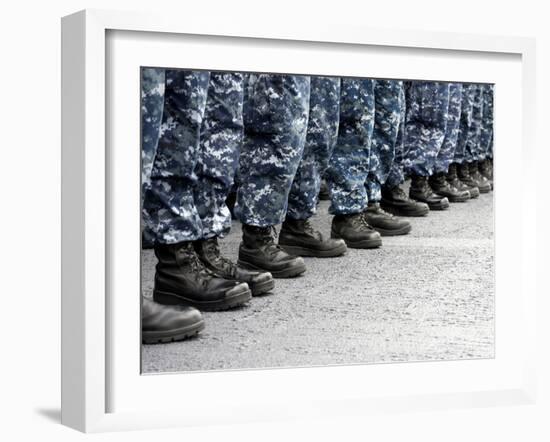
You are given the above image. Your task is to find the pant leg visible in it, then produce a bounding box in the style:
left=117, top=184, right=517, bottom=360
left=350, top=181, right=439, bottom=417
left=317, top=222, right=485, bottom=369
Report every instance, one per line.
left=453, top=83, right=475, bottom=165
left=403, top=81, right=450, bottom=177
left=479, top=84, right=494, bottom=160
left=366, top=79, right=403, bottom=202
left=143, top=69, right=210, bottom=244
left=465, top=84, right=484, bottom=163
left=434, top=82, right=463, bottom=174
left=141, top=68, right=165, bottom=244
left=286, top=76, right=340, bottom=220
left=385, top=83, right=407, bottom=188
left=195, top=72, right=244, bottom=239
left=325, top=78, right=375, bottom=215
left=236, top=74, right=310, bottom=226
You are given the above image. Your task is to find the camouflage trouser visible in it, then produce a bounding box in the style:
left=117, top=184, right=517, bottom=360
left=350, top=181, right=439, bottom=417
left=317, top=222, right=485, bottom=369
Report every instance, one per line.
left=366, top=79, right=405, bottom=202
left=235, top=74, right=310, bottom=226
left=286, top=76, right=340, bottom=220
left=403, top=81, right=450, bottom=177
left=325, top=78, right=375, bottom=214
left=479, top=84, right=494, bottom=160
left=464, top=84, right=484, bottom=163
left=384, top=84, right=407, bottom=189
left=434, top=83, right=463, bottom=174
left=453, top=83, right=475, bottom=165
left=143, top=70, right=244, bottom=244
left=141, top=68, right=166, bottom=244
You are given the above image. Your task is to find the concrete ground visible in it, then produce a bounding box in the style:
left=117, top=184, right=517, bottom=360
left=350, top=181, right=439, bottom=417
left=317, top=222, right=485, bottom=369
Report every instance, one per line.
left=141, top=184, right=494, bottom=374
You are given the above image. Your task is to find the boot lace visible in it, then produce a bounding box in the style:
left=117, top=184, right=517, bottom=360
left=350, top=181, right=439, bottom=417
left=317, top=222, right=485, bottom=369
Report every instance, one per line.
left=203, top=238, right=237, bottom=277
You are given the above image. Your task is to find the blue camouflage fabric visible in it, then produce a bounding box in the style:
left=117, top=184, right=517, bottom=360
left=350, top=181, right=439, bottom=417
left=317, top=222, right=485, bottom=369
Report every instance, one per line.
left=479, top=84, right=494, bottom=160
left=403, top=81, right=450, bottom=177
left=195, top=72, right=244, bottom=238
left=235, top=74, right=311, bottom=226
left=434, top=83, right=463, bottom=174
left=143, top=70, right=245, bottom=244
left=384, top=84, right=407, bottom=189
left=366, top=79, right=405, bottom=202
left=141, top=68, right=166, bottom=244
left=464, top=84, right=484, bottom=163
left=453, top=83, right=475, bottom=165
left=325, top=78, right=375, bottom=214
left=286, top=76, right=340, bottom=220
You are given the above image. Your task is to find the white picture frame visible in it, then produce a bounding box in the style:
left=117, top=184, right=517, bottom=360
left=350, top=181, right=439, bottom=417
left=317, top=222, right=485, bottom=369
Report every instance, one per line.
left=61, top=9, right=538, bottom=433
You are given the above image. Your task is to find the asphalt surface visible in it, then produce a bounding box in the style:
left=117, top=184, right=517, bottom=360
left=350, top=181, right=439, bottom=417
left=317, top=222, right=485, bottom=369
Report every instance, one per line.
left=141, top=183, right=494, bottom=374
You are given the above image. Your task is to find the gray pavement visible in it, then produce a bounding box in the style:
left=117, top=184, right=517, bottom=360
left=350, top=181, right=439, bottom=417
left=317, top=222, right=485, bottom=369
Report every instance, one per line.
left=142, top=184, right=494, bottom=373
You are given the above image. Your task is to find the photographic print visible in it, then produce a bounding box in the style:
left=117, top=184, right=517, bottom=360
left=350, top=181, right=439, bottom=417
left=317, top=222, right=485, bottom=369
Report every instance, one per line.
left=140, top=68, right=494, bottom=373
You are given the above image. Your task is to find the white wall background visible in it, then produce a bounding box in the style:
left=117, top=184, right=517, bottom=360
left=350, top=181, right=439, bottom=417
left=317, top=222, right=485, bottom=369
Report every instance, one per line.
left=0, top=1, right=548, bottom=441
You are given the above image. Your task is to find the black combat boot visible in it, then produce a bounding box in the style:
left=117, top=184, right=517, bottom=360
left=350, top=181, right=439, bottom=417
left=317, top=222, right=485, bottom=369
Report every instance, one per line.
left=331, top=212, right=382, bottom=249
left=142, top=297, right=205, bottom=344
left=238, top=225, right=307, bottom=278
left=428, top=172, right=470, bottom=202
left=380, top=184, right=430, bottom=217
left=195, top=237, right=275, bottom=296
left=279, top=217, right=347, bottom=257
left=478, top=159, right=493, bottom=189
left=363, top=202, right=412, bottom=236
left=446, top=163, right=479, bottom=199
left=469, top=161, right=492, bottom=193
left=153, top=241, right=252, bottom=311
left=409, top=174, right=450, bottom=210
left=318, top=180, right=330, bottom=201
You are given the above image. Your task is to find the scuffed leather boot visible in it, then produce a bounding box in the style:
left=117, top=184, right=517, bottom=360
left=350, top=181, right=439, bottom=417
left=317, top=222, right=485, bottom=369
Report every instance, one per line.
left=478, top=159, right=493, bottom=189
left=469, top=161, right=492, bottom=193
left=331, top=212, right=382, bottom=249
left=279, top=217, right=347, bottom=257
left=447, top=163, right=479, bottom=199
left=153, top=241, right=252, bottom=311
left=195, top=237, right=275, bottom=296
left=409, top=174, right=450, bottom=210
left=429, top=172, right=470, bottom=202
left=238, top=225, right=306, bottom=278
left=142, top=297, right=205, bottom=344
left=380, top=184, right=429, bottom=217
left=460, top=162, right=491, bottom=193
left=363, top=202, right=412, bottom=236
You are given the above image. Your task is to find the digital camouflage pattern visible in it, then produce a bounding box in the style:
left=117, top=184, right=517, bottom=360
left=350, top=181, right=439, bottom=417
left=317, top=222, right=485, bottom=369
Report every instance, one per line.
left=464, top=84, right=484, bottom=163
left=235, top=74, right=311, bottom=226
left=453, top=83, right=475, bottom=165
left=286, top=76, right=340, bottom=220
left=141, top=68, right=166, bottom=245
left=384, top=83, right=407, bottom=189
left=434, top=83, right=463, bottom=174
left=403, top=81, right=450, bottom=177
left=325, top=78, right=375, bottom=214
left=143, top=69, right=210, bottom=244
left=479, top=84, right=494, bottom=160
left=143, top=70, right=245, bottom=244
left=366, top=79, right=405, bottom=202
left=195, top=72, right=244, bottom=238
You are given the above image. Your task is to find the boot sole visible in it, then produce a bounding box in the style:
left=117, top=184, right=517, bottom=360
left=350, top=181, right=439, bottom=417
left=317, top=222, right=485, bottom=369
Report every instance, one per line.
left=251, top=278, right=276, bottom=296
left=153, top=285, right=252, bottom=311
left=448, top=195, right=470, bottom=202
left=278, top=242, right=347, bottom=258
left=237, top=259, right=306, bottom=279
left=372, top=224, right=412, bottom=237
left=330, top=231, right=382, bottom=249
left=142, top=320, right=205, bottom=344
left=380, top=203, right=429, bottom=217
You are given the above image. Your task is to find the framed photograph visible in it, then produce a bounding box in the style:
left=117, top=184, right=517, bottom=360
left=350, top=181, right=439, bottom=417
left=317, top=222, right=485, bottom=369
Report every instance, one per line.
left=61, top=9, right=537, bottom=433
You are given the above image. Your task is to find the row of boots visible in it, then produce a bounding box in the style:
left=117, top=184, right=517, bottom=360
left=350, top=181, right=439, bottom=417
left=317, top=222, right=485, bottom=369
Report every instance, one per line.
left=143, top=159, right=492, bottom=343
